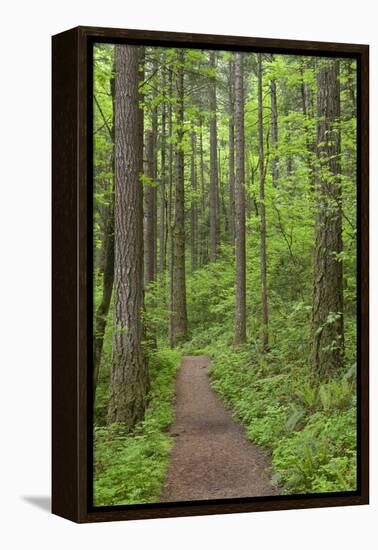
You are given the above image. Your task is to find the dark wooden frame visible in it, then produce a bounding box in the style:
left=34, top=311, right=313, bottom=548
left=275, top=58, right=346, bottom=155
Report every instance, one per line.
left=52, top=26, right=369, bottom=523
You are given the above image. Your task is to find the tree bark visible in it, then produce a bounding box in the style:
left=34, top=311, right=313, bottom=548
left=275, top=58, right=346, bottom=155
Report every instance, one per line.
left=234, top=52, right=247, bottom=345
left=159, top=73, right=167, bottom=276
left=219, top=160, right=228, bottom=237
left=151, top=65, right=158, bottom=279
left=300, top=60, right=316, bottom=191
left=167, top=69, right=175, bottom=347
left=209, top=51, right=219, bottom=261
left=258, top=53, right=269, bottom=352
left=228, top=57, right=236, bottom=243
left=311, top=59, right=344, bottom=378
left=172, top=51, right=188, bottom=345
left=144, top=129, right=156, bottom=287
left=269, top=55, right=279, bottom=187
left=108, top=45, right=148, bottom=428
left=345, top=59, right=356, bottom=116
left=199, top=117, right=208, bottom=266
left=93, top=205, right=114, bottom=390
left=93, top=71, right=115, bottom=394
left=190, top=132, right=198, bottom=271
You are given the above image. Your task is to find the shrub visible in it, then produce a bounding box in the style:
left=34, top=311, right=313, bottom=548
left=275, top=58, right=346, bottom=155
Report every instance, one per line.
left=93, top=348, right=180, bottom=506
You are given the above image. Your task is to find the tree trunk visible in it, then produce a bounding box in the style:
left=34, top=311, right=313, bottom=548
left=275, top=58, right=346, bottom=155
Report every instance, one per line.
left=159, top=76, right=166, bottom=276
left=199, top=117, right=208, bottom=266
left=93, top=71, right=115, bottom=394
left=228, top=58, right=236, bottom=243
left=311, top=59, right=344, bottom=378
left=217, top=149, right=223, bottom=237
left=209, top=51, right=219, bottom=261
left=151, top=70, right=158, bottom=279
left=246, top=161, right=253, bottom=220
left=258, top=53, right=269, bottom=352
left=190, top=132, right=198, bottom=271
left=167, top=69, right=174, bottom=348
left=283, top=91, right=293, bottom=187
left=234, top=52, right=247, bottom=345
left=218, top=151, right=228, bottom=237
left=172, top=51, right=188, bottom=345
left=108, top=45, right=148, bottom=428
left=270, top=56, right=279, bottom=187
left=144, top=129, right=156, bottom=287
left=93, top=205, right=114, bottom=390
left=300, top=60, right=316, bottom=191
left=345, top=59, right=356, bottom=116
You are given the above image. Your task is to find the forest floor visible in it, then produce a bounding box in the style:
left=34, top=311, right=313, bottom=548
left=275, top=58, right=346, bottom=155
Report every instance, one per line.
left=160, top=355, right=277, bottom=502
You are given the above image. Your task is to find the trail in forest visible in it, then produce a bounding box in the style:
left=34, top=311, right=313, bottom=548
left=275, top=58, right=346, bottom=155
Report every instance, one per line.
left=160, top=356, right=277, bottom=502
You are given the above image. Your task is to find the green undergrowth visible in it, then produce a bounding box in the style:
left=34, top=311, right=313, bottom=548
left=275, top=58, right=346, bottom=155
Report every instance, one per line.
left=182, top=245, right=357, bottom=495
left=209, top=345, right=356, bottom=494
left=93, top=238, right=357, bottom=502
left=93, top=348, right=180, bottom=506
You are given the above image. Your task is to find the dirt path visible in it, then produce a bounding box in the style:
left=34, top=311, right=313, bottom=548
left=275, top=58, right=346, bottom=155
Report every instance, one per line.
left=161, top=356, right=277, bottom=502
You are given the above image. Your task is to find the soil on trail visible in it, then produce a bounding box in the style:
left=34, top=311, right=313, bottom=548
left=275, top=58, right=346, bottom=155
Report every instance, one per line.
left=161, top=355, right=277, bottom=502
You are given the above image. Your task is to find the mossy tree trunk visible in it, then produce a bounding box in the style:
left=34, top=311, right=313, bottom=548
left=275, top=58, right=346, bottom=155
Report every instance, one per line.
left=108, top=45, right=148, bottom=428
left=258, top=53, right=269, bottom=352
left=209, top=51, right=219, bottom=262
left=234, top=52, right=246, bottom=345
left=311, top=59, right=344, bottom=378
left=171, top=50, right=188, bottom=346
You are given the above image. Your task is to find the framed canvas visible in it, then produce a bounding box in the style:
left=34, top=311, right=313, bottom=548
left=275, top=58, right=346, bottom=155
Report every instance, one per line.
left=52, top=26, right=369, bottom=523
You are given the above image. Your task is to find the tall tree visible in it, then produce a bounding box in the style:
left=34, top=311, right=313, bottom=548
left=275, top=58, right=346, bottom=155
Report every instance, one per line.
left=209, top=51, right=219, bottom=261
left=199, top=116, right=208, bottom=266
left=311, top=59, right=344, bottom=378
left=159, top=70, right=167, bottom=276
left=234, top=52, right=246, bottom=345
left=93, top=71, right=115, bottom=394
left=345, top=59, right=356, bottom=115
left=269, top=55, right=279, bottom=188
left=108, top=45, right=148, bottom=428
left=144, top=129, right=156, bottom=286
left=228, top=57, right=236, bottom=242
left=151, top=57, right=159, bottom=278
left=171, top=50, right=188, bottom=345
left=143, top=54, right=158, bottom=287
left=190, top=131, right=198, bottom=271
left=218, top=151, right=228, bottom=236
left=258, top=53, right=269, bottom=351
left=300, top=59, right=316, bottom=191
left=167, top=68, right=175, bottom=348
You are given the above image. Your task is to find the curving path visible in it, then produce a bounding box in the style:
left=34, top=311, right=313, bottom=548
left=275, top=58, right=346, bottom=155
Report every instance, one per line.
left=161, top=355, right=277, bottom=502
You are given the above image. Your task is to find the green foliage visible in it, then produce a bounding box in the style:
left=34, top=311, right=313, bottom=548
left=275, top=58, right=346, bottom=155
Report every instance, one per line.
left=209, top=339, right=357, bottom=495
left=92, top=45, right=357, bottom=503
left=182, top=252, right=357, bottom=496
left=93, top=349, right=180, bottom=506
left=273, top=409, right=357, bottom=493
left=186, top=245, right=235, bottom=341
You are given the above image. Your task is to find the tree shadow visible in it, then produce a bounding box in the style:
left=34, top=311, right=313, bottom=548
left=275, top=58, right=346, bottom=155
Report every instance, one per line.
left=22, top=496, right=51, bottom=513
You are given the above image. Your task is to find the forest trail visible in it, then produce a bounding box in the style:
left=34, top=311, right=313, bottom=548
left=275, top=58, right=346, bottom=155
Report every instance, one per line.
left=161, top=356, right=277, bottom=502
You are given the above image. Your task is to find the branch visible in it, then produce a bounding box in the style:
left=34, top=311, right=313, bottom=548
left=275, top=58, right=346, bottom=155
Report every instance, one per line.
left=94, top=95, right=112, bottom=138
